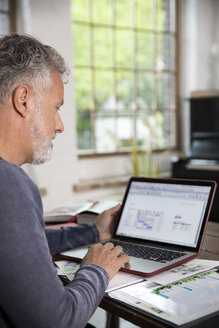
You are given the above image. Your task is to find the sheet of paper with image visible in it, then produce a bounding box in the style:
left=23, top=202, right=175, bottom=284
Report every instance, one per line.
left=55, top=260, right=80, bottom=281
left=146, top=258, right=219, bottom=285
left=55, top=260, right=144, bottom=291
left=109, top=269, right=219, bottom=326
left=108, top=280, right=180, bottom=326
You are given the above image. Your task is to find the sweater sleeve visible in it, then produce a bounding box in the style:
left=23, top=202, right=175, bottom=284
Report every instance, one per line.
left=45, top=222, right=99, bottom=255
left=0, top=160, right=109, bottom=328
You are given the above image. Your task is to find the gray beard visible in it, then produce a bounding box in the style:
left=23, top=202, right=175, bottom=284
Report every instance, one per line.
left=31, top=138, right=53, bottom=165
left=28, top=112, right=55, bottom=165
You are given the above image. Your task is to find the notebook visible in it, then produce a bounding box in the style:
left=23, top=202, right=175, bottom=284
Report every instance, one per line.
left=60, top=177, right=216, bottom=277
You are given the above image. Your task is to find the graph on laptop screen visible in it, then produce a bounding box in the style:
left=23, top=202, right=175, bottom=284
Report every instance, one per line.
left=116, top=182, right=211, bottom=247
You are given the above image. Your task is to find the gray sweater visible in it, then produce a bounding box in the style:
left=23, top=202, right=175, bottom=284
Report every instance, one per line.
left=0, top=158, right=109, bottom=328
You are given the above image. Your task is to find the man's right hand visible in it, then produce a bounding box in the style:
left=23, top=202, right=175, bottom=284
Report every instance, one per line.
left=81, top=242, right=130, bottom=280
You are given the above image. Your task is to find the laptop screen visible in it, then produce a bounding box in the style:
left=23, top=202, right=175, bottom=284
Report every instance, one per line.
left=115, top=181, right=212, bottom=248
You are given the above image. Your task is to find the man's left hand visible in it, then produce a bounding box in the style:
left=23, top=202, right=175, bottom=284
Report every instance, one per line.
left=96, top=204, right=121, bottom=241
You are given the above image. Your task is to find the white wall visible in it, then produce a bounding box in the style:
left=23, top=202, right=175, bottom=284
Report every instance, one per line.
left=178, top=0, right=219, bottom=154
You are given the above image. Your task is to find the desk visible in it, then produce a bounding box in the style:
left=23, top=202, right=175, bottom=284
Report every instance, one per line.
left=100, top=222, right=219, bottom=328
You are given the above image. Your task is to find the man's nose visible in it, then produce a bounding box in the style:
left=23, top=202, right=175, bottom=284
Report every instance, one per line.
left=55, top=112, right=64, bottom=133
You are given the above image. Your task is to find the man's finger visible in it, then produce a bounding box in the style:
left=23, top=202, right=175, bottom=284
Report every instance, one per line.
left=112, top=245, right=123, bottom=256
left=117, top=254, right=130, bottom=266
left=106, top=203, right=121, bottom=214
left=103, top=242, right=115, bottom=250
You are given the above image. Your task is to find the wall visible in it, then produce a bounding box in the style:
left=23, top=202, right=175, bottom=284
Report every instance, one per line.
left=178, top=0, right=219, bottom=155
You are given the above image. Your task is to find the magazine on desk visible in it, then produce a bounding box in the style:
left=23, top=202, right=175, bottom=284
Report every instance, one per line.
left=108, top=267, right=219, bottom=327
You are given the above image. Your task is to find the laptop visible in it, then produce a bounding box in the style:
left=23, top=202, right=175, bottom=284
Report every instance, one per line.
left=61, top=177, right=216, bottom=277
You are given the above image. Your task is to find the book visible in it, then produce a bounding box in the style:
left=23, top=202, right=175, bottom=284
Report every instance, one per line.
left=46, top=222, right=78, bottom=229
left=76, top=200, right=120, bottom=224
left=44, top=200, right=120, bottom=224
left=44, top=202, right=93, bottom=223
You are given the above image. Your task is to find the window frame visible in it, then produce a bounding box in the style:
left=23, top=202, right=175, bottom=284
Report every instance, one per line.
left=0, top=0, right=16, bottom=35
left=72, top=0, right=179, bottom=158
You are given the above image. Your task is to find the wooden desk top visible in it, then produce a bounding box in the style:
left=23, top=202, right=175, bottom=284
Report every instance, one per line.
left=199, top=221, right=219, bottom=261
left=100, top=221, right=219, bottom=328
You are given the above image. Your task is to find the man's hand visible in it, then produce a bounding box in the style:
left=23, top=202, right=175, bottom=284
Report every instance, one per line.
left=96, top=204, right=121, bottom=241
left=81, top=242, right=130, bottom=280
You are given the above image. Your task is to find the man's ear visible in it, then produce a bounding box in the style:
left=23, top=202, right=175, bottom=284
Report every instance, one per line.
left=12, top=85, right=30, bottom=118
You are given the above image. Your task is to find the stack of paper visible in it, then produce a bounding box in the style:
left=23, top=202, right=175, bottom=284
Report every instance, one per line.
left=108, top=259, right=219, bottom=326
left=56, top=258, right=219, bottom=326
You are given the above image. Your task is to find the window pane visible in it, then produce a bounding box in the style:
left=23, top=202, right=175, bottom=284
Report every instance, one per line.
left=137, top=111, right=166, bottom=149
left=95, top=114, right=134, bottom=151
left=157, top=73, right=175, bottom=109
left=169, top=0, right=176, bottom=32
left=137, top=32, right=154, bottom=69
left=155, top=110, right=165, bottom=148
left=115, top=0, right=133, bottom=27
left=138, top=73, right=154, bottom=111
left=95, top=114, right=116, bottom=152
left=136, top=0, right=153, bottom=29
left=136, top=115, right=155, bottom=148
left=157, top=34, right=175, bottom=70
left=0, top=0, right=8, bottom=11
left=77, top=111, right=93, bottom=150
left=162, top=111, right=176, bottom=147
left=75, top=69, right=93, bottom=111
left=95, top=71, right=114, bottom=111
left=73, top=24, right=90, bottom=66
left=116, top=115, right=133, bottom=148
left=0, top=13, right=9, bottom=34
left=117, top=71, right=133, bottom=111
left=71, top=0, right=89, bottom=22
left=116, top=30, right=133, bottom=68
left=94, top=27, right=113, bottom=68
left=157, top=0, right=175, bottom=32
left=93, top=0, right=112, bottom=25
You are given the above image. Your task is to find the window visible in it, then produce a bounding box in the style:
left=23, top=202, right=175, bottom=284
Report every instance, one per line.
left=0, top=0, right=15, bottom=35
left=71, top=0, right=177, bottom=155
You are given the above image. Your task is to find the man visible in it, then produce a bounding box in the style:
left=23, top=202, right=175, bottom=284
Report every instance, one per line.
left=0, top=34, right=129, bottom=328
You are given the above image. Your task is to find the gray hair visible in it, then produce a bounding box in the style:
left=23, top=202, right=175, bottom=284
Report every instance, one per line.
left=0, top=34, right=69, bottom=105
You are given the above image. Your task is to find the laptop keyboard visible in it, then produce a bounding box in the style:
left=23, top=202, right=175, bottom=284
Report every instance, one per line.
left=112, top=241, right=186, bottom=263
